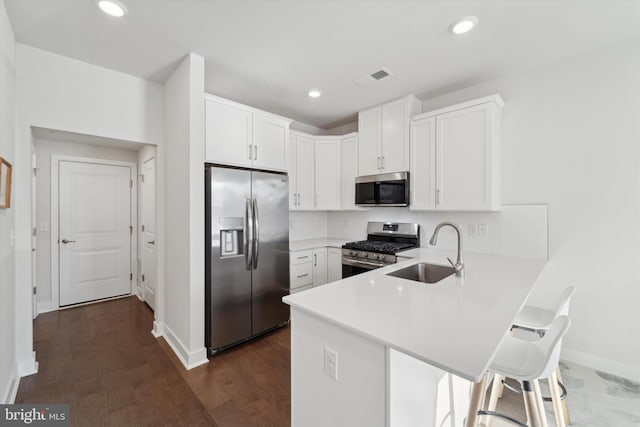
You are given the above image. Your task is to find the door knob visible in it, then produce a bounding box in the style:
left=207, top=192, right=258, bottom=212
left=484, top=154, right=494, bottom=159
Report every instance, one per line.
left=61, top=239, right=76, bottom=244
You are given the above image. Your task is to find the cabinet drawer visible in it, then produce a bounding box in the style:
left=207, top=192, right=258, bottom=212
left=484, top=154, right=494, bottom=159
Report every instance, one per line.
left=290, top=249, right=313, bottom=265
left=291, top=263, right=313, bottom=289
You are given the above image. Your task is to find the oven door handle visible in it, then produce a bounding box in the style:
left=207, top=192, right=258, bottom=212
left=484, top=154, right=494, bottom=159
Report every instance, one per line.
left=342, top=258, right=387, bottom=269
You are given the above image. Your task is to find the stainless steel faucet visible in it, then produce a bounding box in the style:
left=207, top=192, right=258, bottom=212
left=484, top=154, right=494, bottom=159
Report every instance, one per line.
left=429, top=222, right=465, bottom=277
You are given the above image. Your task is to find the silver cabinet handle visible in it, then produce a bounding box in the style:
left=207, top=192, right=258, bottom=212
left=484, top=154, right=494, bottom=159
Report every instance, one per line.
left=148, top=240, right=155, bottom=245
left=436, top=189, right=441, bottom=205
left=314, top=253, right=317, bottom=266
left=297, top=273, right=309, bottom=278
left=377, top=157, right=381, bottom=170
left=254, top=145, right=258, bottom=161
left=297, top=255, right=309, bottom=259
left=245, top=198, right=253, bottom=270
left=252, top=198, right=259, bottom=269
left=249, top=144, right=252, bottom=160
left=381, top=156, right=385, bottom=170
left=61, top=239, right=76, bottom=244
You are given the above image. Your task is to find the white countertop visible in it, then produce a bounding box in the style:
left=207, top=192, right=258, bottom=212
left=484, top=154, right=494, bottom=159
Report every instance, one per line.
left=283, top=248, right=547, bottom=382
left=289, top=238, right=350, bottom=251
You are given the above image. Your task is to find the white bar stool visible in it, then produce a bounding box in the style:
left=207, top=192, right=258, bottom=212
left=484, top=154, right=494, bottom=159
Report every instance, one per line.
left=467, top=315, right=571, bottom=427
left=508, top=286, right=576, bottom=427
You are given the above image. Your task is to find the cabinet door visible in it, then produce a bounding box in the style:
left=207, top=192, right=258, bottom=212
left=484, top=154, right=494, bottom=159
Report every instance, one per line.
left=358, top=108, right=382, bottom=176
left=312, top=248, right=327, bottom=286
left=327, top=247, right=343, bottom=283
left=205, top=99, right=252, bottom=167
left=315, top=139, right=341, bottom=210
left=253, top=114, right=288, bottom=171
left=289, top=135, right=298, bottom=210
left=436, top=103, right=497, bottom=211
left=341, top=135, right=358, bottom=210
left=410, top=117, right=436, bottom=210
left=380, top=99, right=409, bottom=173
left=295, top=136, right=315, bottom=210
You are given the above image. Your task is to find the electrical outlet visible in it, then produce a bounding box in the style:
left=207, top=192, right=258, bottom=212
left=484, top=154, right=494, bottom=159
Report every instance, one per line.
left=467, top=224, right=478, bottom=237
left=324, top=347, right=338, bottom=380
left=478, top=224, right=489, bottom=237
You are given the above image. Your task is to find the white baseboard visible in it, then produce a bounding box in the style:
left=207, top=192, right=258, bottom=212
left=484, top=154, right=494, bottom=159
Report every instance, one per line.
left=151, top=320, right=164, bottom=338
left=17, top=352, right=38, bottom=377
left=161, top=324, right=208, bottom=370
left=37, top=301, right=56, bottom=315
left=1, top=367, right=20, bottom=404
left=562, top=347, right=640, bottom=383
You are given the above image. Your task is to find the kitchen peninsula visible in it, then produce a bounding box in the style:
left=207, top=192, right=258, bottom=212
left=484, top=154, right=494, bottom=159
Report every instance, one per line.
left=283, top=248, right=547, bottom=427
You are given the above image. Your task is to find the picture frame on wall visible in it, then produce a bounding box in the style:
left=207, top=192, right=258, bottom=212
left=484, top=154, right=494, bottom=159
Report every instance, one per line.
left=0, top=156, right=13, bottom=208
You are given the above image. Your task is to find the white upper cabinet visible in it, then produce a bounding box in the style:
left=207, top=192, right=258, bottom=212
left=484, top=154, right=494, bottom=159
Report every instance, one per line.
left=341, top=133, right=358, bottom=210
left=315, top=138, right=342, bottom=210
left=252, top=114, right=289, bottom=171
left=358, top=95, right=422, bottom=176
left=205, top=99, right=252, bottom=167
left=357, top=108, right=382, bottom=176
left=290, top=133, right=315, bottom=210
left=204, top=95, right=291, bottom=172
left=411, top=94, right=503, bottom=211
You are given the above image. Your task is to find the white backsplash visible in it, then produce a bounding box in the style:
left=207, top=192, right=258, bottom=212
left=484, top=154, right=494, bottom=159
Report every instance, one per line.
left=290, top=211, right=328, bottom=241
left=326, top=205, right=548, bottom=259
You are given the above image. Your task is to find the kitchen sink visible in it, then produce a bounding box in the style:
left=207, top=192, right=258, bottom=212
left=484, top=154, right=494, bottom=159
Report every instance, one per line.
left=386, top=263, right=456, bottom=284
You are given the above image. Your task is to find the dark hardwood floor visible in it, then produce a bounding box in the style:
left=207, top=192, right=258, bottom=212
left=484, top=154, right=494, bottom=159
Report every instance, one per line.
left=17, top=295, right=526, bottom=427
left=16, top=296, right=290, bottom=427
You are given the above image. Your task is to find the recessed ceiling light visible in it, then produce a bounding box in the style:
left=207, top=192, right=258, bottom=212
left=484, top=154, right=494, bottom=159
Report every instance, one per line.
left=450, top=16, right=478, bottom=35
left=96, top=0, right=127, bottom=17
left=308, top=90, right=322, bottom=98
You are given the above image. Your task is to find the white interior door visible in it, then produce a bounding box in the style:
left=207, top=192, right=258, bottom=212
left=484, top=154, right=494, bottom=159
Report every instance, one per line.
left=59, top=161, right=132, bottom=306
left=141, top=157, right=156, bottom=310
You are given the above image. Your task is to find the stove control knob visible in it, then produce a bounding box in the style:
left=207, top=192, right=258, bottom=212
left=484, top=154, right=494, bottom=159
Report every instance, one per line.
left=378, top=254, right=385, bottom=261
left=363, top=253, right=369, bottom=258
left=351, top=250, right=357, bottom=256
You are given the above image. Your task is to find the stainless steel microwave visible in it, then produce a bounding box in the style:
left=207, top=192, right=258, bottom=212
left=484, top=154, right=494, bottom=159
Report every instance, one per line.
left=355, top=172, right=410, bottom=207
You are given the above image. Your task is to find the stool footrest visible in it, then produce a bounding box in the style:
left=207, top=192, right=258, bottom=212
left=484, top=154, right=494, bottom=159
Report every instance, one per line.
left=478, top=410, right=528, bottom=427
left=542, top=380, right=568, bottom=402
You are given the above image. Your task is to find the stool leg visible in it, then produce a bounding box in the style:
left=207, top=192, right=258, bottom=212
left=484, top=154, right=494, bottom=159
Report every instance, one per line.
left=484, top=374, right=503, bottom=427
left=549, top=372, right=566, bottom=427
left=556, top=366, right=572, bottom=425
left=466, top=373, right=489, bottom=427
left=533, top=379, right=549, bottom=427
left=522, top=380, right=544, bottom=427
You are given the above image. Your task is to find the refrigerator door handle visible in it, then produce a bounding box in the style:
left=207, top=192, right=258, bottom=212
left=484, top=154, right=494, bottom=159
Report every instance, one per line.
left=245, top=198, right=253, bottom=270
left=252, top=198, right=260, bottom=269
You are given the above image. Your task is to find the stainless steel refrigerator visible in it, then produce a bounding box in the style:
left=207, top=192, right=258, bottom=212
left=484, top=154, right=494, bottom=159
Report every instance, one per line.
left=205, top=165, right=290, bottom=355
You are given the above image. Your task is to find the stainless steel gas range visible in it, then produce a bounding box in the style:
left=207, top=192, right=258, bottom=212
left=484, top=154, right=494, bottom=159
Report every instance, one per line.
left=341, top=222, right=420, bottom=278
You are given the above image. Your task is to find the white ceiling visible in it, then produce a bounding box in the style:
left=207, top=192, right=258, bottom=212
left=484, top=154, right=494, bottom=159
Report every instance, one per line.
left=6, top=1, right=640, bottom=129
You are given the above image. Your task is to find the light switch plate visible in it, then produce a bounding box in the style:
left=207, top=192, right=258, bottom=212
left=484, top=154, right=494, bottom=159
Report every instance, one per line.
left=467, top=224, right=478, bottom=237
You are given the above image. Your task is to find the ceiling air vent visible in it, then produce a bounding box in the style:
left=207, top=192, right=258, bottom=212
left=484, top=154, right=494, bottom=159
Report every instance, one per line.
left=354, top=67, right=394, bottom=87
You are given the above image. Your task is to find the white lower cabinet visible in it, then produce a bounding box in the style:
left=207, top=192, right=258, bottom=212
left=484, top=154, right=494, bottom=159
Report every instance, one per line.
left=327, top=247, right=343, bottom=283
left=290, top=250, right=313, bottom=292
left=312, top=248, right=327, bottom=287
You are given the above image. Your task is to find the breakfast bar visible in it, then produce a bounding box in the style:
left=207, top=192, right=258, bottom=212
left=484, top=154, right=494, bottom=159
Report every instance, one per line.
left=283, top=248, right=547, bottom=427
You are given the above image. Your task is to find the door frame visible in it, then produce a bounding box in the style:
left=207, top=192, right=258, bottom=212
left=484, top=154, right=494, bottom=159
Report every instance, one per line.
left=140, top=154, right=156, bottom=309
left=51, top=155, right=138, bottom=309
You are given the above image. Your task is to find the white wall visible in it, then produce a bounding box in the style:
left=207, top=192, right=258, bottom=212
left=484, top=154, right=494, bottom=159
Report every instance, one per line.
left=33, top=138, right=138, bottom=312
left=162, top=53, right=207, bottom=369
left=416, top=39, right=640, bottom=380
left=0, top=0, right=17, bottom=404
left=14, top=43, right=164, bottom=380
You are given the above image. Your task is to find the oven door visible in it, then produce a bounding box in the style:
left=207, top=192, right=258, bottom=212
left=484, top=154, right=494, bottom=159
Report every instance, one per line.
left=342, top=257, right=387, bottom=279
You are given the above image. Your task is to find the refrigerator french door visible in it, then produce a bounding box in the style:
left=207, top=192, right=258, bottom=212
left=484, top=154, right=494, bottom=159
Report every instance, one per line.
left=205, top=165, right=290, bottom=355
